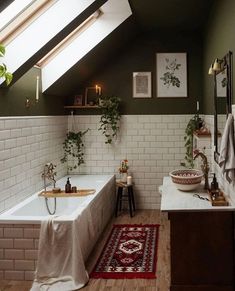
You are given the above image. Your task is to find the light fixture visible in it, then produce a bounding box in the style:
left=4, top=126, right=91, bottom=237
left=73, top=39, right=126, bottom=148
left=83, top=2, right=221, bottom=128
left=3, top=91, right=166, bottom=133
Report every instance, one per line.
left=208, top=64, right=214, bottom=75
left=212, top=58, right=221, bottom=71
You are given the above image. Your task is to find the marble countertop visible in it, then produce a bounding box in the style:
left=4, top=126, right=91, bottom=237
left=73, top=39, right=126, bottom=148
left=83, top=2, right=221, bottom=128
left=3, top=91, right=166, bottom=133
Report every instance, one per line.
left=160, top=177, right=235, bottom=212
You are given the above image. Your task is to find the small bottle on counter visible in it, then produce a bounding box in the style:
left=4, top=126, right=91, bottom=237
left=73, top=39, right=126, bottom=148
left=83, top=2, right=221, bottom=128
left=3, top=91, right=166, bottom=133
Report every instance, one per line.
left=65, top=177, right=71, bottom=193
left=210, top=173, right=219, bottom=198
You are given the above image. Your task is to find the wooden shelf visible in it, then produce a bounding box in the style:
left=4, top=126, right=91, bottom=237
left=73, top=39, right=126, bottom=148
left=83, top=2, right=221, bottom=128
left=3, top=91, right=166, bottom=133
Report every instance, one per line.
left=64, top=105, right=99, bottom=109
left=38, top=189, right=96, bottom=198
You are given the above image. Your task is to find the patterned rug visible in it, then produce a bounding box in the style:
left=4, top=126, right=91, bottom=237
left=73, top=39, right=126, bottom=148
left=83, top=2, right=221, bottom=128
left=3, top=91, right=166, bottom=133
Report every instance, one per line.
left=90, top=224, right=160, bottom=279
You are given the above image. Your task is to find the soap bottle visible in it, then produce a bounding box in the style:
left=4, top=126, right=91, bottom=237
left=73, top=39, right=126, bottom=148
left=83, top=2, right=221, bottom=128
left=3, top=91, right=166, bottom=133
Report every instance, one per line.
left=65, top=177, right=71, bottom=193
left=211, top=173, right=218, bottom=191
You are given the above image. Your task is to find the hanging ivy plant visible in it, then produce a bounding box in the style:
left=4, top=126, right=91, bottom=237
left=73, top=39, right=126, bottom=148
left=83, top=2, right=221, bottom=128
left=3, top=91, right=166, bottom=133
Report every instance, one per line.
left=0, top=44, right=13, bottom=85
left=184, top=113, right=204, bottom=168
left=61, top=129, right=89, bottom=171
left=98, top=95, right=121, bottom=144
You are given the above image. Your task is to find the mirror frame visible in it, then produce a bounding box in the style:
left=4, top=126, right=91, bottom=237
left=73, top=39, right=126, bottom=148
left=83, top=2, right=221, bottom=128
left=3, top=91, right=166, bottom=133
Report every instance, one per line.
left=214, top=51, right=233, bottom=163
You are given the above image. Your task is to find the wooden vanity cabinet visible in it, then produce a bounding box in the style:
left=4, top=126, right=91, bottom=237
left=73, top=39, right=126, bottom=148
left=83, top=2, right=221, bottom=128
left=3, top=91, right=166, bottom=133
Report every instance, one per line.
left=169, top=211, right=235, bottom=291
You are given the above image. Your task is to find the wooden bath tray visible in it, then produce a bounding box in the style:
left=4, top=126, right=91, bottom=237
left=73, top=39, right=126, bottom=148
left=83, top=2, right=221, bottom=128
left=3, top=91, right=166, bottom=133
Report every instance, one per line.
left=38, top=189, right=96, bottom=198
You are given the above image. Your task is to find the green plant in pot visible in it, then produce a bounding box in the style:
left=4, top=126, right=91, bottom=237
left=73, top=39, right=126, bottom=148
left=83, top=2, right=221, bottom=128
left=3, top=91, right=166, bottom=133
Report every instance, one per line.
left=61, top=129, right=89, bottom=171
left=184, top=113, right=204, bottom=168
left=98, top=95, right=121, bottom=144
left=0, top=44, right=13, bottom=85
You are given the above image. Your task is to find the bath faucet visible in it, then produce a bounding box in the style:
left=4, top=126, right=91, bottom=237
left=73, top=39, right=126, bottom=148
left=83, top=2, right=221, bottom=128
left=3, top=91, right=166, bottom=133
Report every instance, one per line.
left=193, top=150, right=209, bottom=190
left=41, top=163, right=57, bottom=191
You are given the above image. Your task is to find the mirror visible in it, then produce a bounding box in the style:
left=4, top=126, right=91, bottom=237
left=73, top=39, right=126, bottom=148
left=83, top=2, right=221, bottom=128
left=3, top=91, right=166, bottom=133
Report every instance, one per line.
left=214, top=51, right=233, bottom=163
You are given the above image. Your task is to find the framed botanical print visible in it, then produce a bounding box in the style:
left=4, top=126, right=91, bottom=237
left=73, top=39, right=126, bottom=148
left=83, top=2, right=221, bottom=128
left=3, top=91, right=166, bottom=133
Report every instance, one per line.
left=156, top=53, right=187, bottom=97
left=133, top=72, right=152, bottom=98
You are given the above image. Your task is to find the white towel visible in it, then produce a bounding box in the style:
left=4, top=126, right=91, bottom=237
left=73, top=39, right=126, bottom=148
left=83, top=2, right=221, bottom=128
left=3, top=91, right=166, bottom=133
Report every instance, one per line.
left=218, top=113, right=235, bottom=183
left=31, top=213, right=89, bottom=291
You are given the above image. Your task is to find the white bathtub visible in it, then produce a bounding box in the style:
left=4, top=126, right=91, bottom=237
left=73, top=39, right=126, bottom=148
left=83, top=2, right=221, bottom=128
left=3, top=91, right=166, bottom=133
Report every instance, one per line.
left=0, top=174, right=116, bottom=281
left=0, top=174, right=115, bottom=224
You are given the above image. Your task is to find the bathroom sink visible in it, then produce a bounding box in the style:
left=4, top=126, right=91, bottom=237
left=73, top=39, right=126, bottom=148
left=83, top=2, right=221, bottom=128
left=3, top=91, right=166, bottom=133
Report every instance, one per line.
left=169, top=169, right=203, bottom=191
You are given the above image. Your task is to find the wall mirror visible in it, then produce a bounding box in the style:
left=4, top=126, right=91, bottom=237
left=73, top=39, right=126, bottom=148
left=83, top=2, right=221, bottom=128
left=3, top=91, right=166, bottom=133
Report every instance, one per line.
left=213, top=51, right=233, bottom=163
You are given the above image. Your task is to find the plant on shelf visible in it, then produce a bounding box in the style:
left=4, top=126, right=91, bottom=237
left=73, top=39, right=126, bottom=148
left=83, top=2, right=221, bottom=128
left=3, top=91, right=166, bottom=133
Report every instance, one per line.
left=119, top=159, right=129, bottom=173
left=0, top=44, right=13, bottom=85
left=184, top=113, right=204, bottom=168
left=98, top=95, right=121, bottom=144
left=61, top=129, right=89, bottom=171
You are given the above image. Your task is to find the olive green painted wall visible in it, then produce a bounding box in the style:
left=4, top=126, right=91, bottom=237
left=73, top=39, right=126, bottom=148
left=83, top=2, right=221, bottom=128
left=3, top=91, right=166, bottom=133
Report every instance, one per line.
left=203, top=0, right=235, bottom=114
left=76, top=31, right=203, bottom=115
left=0, top=67, right=66, bottom=116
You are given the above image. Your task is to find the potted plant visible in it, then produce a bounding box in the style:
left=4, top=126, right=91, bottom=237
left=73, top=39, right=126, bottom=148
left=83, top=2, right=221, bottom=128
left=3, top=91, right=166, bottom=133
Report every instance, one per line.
left=98, top=95, right=121, bottom=144
left=118, top=159, right=129, bottom=182
left=61, top=129, right=89, bottom=171
left=0, top=44, right=13, bottom=85
left=184, top=113, right=204, bottom=168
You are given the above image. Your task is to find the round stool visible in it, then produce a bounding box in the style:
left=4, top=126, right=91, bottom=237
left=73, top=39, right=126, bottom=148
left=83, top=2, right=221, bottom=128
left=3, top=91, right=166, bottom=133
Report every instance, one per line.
left=115, top=181, right=135, bottom=217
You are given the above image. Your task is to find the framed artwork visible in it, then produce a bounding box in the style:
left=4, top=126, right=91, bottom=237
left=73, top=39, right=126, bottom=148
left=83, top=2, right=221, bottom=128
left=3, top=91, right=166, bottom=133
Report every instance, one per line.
left=156, top=53, right=187, bottom=97
left=133, top=72, right=152, bottom=98
left=85, top=87, right=97, bottom=106
left=74, top=95, right=83, bottom=106
left=216, top=67, right=227, bottom=97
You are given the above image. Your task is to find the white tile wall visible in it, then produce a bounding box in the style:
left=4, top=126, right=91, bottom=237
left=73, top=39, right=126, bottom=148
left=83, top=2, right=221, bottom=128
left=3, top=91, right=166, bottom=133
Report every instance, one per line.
left=0, top=116, right=68, bottom=213
left=68, top=114, right=194, bottom=209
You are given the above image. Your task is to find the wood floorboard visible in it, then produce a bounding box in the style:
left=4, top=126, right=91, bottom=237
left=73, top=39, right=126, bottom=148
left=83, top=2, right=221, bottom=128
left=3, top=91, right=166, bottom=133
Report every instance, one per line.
left=0, top=210, right=170, bottom=291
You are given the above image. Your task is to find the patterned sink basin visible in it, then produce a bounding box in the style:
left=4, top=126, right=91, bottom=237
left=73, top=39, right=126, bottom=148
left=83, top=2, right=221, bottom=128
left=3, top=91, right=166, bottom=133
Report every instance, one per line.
left=169, top=169, right=203, bottom=191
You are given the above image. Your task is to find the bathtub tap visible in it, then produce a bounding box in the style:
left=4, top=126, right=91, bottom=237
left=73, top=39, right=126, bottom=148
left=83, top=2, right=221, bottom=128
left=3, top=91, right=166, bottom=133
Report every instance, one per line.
left=41, top=163, right=57, bottom=191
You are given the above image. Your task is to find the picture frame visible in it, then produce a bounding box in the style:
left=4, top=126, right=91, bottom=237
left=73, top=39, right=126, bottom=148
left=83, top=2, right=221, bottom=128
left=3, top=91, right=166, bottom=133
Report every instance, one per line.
left=74, top=95, right=83, bottom=106
left=156, top=53, right=187, bottom=97
left=216, top=67, right=227, bottom=97
left=133, top=72, right=152, bottom=98
left=85, top=87, right=98, bottom=106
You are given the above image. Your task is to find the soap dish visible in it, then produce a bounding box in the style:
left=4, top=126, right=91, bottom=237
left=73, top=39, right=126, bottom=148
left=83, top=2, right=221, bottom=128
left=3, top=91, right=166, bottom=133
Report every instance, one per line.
left=208, top=189, right=229, bottom=206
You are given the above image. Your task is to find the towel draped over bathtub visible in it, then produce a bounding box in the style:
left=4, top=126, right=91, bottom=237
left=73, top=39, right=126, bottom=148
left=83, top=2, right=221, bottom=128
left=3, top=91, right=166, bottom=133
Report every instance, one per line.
left=219, top=113, right=235, bottom=183
left=31, top=207, right=95, bottom=291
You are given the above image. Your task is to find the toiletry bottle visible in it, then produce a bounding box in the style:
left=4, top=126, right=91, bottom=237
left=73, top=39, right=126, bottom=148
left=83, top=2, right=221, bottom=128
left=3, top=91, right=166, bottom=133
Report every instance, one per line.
left=211, top=173, right=218, bottom=191
left=65, top=177, right=71, bottom=193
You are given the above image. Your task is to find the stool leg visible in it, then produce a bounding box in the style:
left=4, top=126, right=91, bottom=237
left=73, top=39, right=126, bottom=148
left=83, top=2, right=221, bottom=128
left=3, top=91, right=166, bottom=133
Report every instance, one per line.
left=128, top=188, right=133, bottom=217
left=130, top=187, right=136, bottom=211
left=119, top=187, right=123, bottom=211
left=115, top=187, right=122, bottom=217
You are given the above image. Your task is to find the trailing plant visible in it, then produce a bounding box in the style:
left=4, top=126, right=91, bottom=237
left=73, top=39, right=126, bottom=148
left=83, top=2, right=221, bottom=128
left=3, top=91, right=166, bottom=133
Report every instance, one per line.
left=98, top=95, right=121, bottom=144
left=61, top=129, right=89, bottom=171
left=184, top=113, right=204, bottom=168
left=0, top=44, right=13, bottom=85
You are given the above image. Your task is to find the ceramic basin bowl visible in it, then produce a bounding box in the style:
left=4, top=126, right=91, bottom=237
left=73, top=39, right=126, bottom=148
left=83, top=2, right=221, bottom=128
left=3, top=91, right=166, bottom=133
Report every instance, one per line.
left=169, top=169, right=203, bottom=191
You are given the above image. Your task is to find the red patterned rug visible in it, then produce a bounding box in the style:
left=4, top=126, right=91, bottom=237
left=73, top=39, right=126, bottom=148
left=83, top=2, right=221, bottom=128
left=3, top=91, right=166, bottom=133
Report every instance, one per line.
left=90, top=224, right=160, bottom=279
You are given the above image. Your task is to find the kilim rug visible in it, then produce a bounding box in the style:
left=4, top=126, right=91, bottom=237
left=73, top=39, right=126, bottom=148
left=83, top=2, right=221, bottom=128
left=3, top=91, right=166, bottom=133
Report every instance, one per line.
left=90, top=224, right=160, bottom=279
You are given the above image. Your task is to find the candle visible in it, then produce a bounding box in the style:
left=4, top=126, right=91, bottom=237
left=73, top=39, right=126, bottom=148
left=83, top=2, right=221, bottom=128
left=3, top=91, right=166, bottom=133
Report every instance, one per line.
left=98, top=86, right=101, bottom=96
left=36, top=76, right=39, bottom=102
left=95, top=84, right=98, bottom=94
left=196, top=101, right=199, bottom=111
left=127, top=176, right=132, bottom=185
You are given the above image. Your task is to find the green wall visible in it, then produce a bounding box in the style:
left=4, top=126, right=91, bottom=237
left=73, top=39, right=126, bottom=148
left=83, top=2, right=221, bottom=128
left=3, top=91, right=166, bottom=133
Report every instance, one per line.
left=76, top=31, right=203, bottom=115
left=0, top=67, right=66, bottom=116
left=203, top=0, right=235, bottom=114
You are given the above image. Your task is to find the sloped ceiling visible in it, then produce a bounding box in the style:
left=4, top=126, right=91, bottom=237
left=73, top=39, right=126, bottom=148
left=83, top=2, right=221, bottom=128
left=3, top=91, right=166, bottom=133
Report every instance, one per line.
left=0, top=0, right=216, bottom=97
left=44, top=0, right=216, bottom=97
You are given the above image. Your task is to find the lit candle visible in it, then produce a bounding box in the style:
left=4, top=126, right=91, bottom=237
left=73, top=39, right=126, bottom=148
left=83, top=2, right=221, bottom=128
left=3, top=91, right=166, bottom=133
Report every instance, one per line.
left=196, top=101, right=199, bottom=111
left=36, top=76, right=39, bottom=102
left=95, top=84, right=98, bottom=94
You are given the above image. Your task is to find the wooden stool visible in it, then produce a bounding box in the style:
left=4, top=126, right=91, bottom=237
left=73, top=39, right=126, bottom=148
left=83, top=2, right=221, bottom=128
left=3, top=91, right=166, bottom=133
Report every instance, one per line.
left=115, top=181, right=135, bottom=217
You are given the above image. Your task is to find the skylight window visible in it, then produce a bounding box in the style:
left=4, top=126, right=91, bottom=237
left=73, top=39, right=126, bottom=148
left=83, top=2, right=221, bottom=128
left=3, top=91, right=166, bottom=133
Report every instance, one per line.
left=0, top=0, right=97, bottom=83
left=0, top=0, right=35, bottom=31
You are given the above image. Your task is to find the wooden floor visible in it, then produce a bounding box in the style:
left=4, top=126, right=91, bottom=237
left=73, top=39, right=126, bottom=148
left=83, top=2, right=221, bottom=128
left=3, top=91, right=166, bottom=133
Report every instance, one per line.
left=0, top=210, right=170, bottom=291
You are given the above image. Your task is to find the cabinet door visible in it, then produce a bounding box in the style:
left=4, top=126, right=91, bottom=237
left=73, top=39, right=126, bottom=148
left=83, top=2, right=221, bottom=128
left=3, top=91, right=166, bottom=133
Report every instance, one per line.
left=169, top=212, right=234, bottom=288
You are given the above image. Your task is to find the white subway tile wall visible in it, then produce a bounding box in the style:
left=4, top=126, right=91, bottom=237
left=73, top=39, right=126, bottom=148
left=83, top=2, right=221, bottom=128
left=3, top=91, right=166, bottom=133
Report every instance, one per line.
left=0, top=116, right=68, bottom=213
left=68, top=115, right=195, bottom=209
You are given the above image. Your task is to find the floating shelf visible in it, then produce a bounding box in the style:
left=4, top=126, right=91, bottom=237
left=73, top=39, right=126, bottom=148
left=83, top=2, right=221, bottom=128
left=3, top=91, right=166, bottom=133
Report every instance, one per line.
left=64, top=105, right=99, bottom=109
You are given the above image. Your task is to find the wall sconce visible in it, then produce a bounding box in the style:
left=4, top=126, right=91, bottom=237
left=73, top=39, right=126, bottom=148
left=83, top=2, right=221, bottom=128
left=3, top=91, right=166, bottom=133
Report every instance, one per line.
left=25, top=76, right=40, bottom=108
left=208, top=58, right=226, bottom=75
